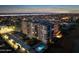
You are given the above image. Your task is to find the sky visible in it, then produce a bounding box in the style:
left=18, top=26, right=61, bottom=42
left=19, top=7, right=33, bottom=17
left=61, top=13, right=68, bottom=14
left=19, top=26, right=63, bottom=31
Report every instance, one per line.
left=0, top=5, right=79, bottom=13
left=0, top=5, right=79, bottom=9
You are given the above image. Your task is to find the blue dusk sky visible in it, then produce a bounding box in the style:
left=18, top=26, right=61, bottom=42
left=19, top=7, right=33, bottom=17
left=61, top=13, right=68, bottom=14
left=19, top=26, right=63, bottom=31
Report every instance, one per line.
left=0, top=5, right=79, bottom=13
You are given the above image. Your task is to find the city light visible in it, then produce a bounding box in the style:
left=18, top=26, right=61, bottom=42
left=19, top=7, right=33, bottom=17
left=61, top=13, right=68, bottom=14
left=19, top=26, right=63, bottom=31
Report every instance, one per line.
left=20, top=47, right=26, bottom=52
left=2, top=34, right=19, bottom=50
left=36, top=45, right=45, bottom=52
left=0, top=26, right=16, bottom=34
left=49, top=39, right=54, bottom=44
left=8, top=40, right=18, bottom=49
left=62, top=16, right=69, bottom=20
left=2, top=34, right=9, bottom=39
left=0, top=12, right=78, bottom=53
left=56, top=34, right=62, bottom=39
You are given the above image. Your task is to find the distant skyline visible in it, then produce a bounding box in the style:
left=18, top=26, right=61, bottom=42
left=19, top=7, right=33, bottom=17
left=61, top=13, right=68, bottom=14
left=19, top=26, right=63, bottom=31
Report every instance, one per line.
left=0, top=5, right=79, bottom=13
